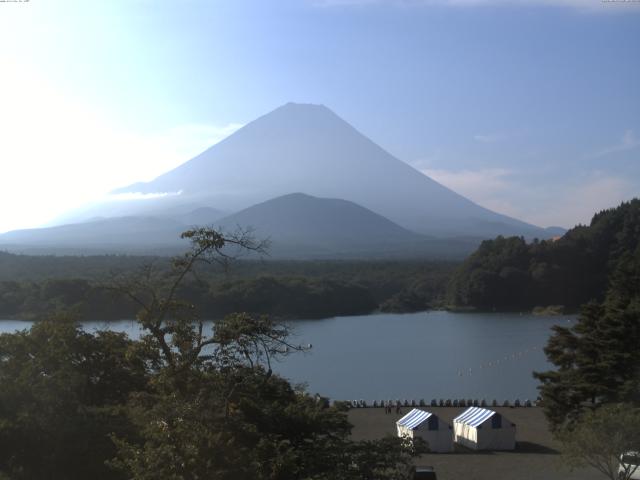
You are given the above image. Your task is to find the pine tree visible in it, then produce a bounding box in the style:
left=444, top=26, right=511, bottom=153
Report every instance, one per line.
left=534, top=247, right=640, bottom=429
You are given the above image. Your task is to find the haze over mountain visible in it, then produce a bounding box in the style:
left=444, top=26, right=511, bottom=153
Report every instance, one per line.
left=0, top=216, right=189, bottom=255
left=1, top=103, right=564, bottom=257
left=101, top=103, right=551, bottom=239
left=219, top=192, right=418, bottom=241
left=0, top=194, right=481, bottom=258
left=214, top=193, right=479, bottom=258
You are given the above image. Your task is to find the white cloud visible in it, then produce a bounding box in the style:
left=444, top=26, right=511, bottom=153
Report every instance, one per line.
left=420, top=166, right=636, bottom=228
left=106, top=191, right=184, bottom=202
left=0, top=60, right=242, bottom=233
left=422, top=168, right=512, bottom=199
left=525, top=173, right=636, bottom=227
left=586, top=129, right=640, bottom=159
left=422, top=168, right=525, bottom=218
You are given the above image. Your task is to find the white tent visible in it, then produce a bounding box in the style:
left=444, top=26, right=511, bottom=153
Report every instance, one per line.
left=396, top=408, right=454, bottom=453
left=453, top=406, right=516, bottom=451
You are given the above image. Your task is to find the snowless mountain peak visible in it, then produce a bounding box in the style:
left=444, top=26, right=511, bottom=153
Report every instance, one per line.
left=102, top=103, right=548, bottom=238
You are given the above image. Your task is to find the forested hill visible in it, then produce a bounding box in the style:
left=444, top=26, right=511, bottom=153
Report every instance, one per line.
left=0, top=253, right=455, bottom=320
left=446, top=199, right=640, bottom=312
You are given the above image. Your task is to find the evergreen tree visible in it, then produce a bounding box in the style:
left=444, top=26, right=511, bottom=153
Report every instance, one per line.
left=534, top=246, right=640, bottom=429
left=447, top=199, right=640, bottom=312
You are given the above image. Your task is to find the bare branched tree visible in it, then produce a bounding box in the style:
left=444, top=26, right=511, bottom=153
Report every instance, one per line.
left=106, top=227, right=308, bottom=374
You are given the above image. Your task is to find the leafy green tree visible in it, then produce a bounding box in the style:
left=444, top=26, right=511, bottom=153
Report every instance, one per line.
left=0, top=316, right=148, bottom=480
left=557, top=404, right=640, bottom=480
left=338, top=436, right=427, bottom=480
left=107, top=228, right=422, bottom=479
left=0, top=228, right=422, bottom=479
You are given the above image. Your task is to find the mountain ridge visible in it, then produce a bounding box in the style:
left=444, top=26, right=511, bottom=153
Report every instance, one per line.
left=107, top=102, right=549, bottom=239
left=2, top=103, right=565, bottom=257
left=0, top=193, right=483, bottom=258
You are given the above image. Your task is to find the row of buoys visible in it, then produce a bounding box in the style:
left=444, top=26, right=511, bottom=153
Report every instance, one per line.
left=456, top=346, right=541, bottom=376
left=276, top=343, right=312, bottom=354
left=348, top=398, right=535, bottom=408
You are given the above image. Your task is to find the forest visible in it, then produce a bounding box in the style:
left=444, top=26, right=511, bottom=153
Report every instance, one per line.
left=0, top=253, right=455, bottom=320
left=446, top=199, right=640, bottom=312
left=0, top=229, right=426, bottom=479
left=3, top=200, right=639, bottom=321
left=1, top=206, right=639, bottom=478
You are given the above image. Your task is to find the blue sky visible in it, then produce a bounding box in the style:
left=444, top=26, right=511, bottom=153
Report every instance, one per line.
left=0, top=0, right=638, bottom=232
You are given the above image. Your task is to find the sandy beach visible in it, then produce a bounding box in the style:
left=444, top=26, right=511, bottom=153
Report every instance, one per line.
left=348, top=406, right=604, bottom=480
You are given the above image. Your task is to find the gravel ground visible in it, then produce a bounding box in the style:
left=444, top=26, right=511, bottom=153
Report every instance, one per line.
left=348, top=407, right=604, bottom=480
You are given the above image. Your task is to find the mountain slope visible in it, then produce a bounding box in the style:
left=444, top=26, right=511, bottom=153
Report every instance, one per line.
left=0, top=217, right=188, bottom=254
left=109, top=102, right=548, bottom=238
left=214, top=193, right=481, bottom=258
left=0, top=194, right=481, bottom=258
left=216, top=193, right=420, bottom=252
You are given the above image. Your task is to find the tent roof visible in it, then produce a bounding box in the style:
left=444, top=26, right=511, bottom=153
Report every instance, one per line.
left=397, top=409, right=433, bottom=430
left=453, top=406, right=496, bottom=428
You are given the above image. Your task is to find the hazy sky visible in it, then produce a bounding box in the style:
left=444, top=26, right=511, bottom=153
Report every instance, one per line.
left=1, top=0, right=638, bottom=233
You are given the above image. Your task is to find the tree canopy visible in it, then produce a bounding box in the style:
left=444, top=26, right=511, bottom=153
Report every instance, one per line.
left=0, top=256, right=455, bottom=321
left=533, top=240, right=640, bottom=430
left=557, top=403, right=640, bottom=480
left=0, top=228, right=423, bottom=479
left=447, top=199, right=640, bottom=311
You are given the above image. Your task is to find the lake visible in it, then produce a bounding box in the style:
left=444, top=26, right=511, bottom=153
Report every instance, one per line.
left=0, top=311, right=573, bottom=402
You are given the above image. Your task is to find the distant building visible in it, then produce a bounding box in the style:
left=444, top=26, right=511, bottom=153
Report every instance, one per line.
left=453, top=406, right=516, bottom=450
left=396, top=408, right=454, bottom=453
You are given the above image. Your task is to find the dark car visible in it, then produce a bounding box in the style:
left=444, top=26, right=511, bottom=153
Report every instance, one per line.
left=414, top=466, right=437, bottom=480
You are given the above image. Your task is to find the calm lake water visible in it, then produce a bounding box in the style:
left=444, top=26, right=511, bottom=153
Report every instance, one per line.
left=0, top=311, right=574, bottom=402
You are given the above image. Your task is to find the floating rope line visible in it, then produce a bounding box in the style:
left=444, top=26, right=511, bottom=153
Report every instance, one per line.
left=455, top=345, right=545, bottom=377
